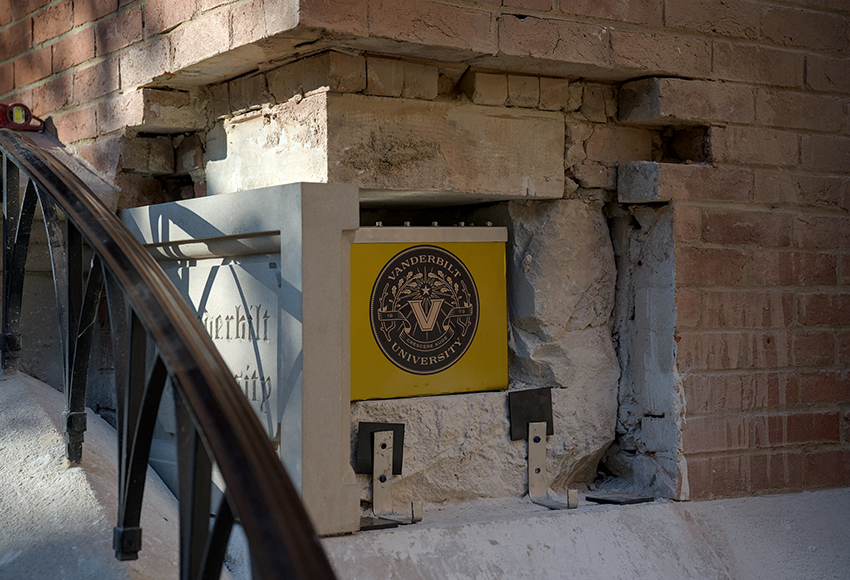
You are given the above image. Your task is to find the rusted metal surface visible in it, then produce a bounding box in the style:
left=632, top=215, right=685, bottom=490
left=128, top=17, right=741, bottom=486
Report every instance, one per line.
left=0, top=129, right=336, bottom=580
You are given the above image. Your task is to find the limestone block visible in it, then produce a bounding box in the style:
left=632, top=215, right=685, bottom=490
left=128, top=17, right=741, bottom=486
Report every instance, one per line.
left=402, top=61, right=439, bottom=100
left=507, top=75, right=540, bottom=108
left=539, top=77, right=570, bottom=111
left=581, top=83, right=608, bottom=122
left=574, top=163, right=617, bottom=190
left=98, top=88, right=208, bottom=135
left=459, top=71, right=507, bottom=106
left=119, top=135, right=174, bottom=175
left=505, top=200, right=616, bottom=339
left=510, top=326, right=621, bottom=485
left=366, top=57, right=403, bottom=97
left=205, top=93, right=565, bottom=201
left=350, top=358, right=618, bottom=508
left=565, top=121, right=593, bottom=166
left=267, top=52, right=366, bottom=102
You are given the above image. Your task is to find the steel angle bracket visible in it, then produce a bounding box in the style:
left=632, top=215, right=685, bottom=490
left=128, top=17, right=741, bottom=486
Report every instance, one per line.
left=527, top=422, right=578, bottom=510
left=358, top=426, right=422, bottom=530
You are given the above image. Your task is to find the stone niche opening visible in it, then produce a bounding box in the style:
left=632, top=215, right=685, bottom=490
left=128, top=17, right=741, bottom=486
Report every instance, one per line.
left=182, top=50, right=679, bottom=523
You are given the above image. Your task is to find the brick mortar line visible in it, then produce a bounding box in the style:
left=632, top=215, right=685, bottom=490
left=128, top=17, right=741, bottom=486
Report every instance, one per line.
left=668, top=199, right=850, bottom=215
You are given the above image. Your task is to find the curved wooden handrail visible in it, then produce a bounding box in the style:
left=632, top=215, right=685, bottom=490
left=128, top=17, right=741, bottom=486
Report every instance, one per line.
left=0, top=129, right=336, bottom=579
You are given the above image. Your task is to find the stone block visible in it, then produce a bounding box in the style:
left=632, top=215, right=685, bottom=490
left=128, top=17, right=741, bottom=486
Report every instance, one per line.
left=174, top=134, right=204, bottom=176
left=502, top=200, right=616, bottom=339
left=119, top=136, right=174, bottom=175
left=459, top=71, right=507, bottom=106
left=267, top=51, right=366, bottom=102
left=99, top=88, right=207, bottom=134
left=619, top=77, right=755, bottom=126
left=205, top=93, right=565, bottom=201
left=539, top=77, right=570, bottom=111
left=581, top=83, right=608, bottom=122
left=585, top=125, right=652, bottom=165
left=507, top=75, right=539, bottom=108
left=366, top=57, right=403, bottom=97
left=402, top=61, right=438, bottom=100
left=573, top=163, right=616, bottom=190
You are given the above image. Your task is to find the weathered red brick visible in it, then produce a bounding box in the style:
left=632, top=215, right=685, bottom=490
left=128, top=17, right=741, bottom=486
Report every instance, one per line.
left=263, top=0, right=299, bottom=35
left=793, top=331, right=835, bottom=366
left=612, top=31, right=710, bottom=76
left=74, top=58, right=119, bottom=104
left=113, top=173, right=167, bottom=209
left=685, top=455, right=710, bottom=499
left=702, top=210, right=792, bottom=247
left=838, top=331, right=850, bottom=366
left=676, top=331, right=746, bottom=371
left=504, top=0, right=551, bottom=11
left=798, top=293, right=850, bottom=327
left=14, top=45, right=51, bottom=87
left=843, top=256, right=850, bottom=285
left=53, top=106, right=97, bottom=142
left=302, top=0, right=367, bottom=36
left=804, top=449, right=850, bottom=489
left=800, top=370, right=850, bottom=405
left=665, top=0, right=758, bottom=38
left=620, top=78, right=755, bottom=126
left=171, top=9, right=229, bottom=71
left=807, top=55, right=850, bottom=94
left=711, top=126, right=799, bottom=167
left=73, top=133, right=121, bottom=175
left=701, top=291, right=793, bottom=329
left=231, top=0, right=266, bottom=47
left=74, top=0, right=118, bottom=26
left=757, top=90, right=845, bottom=132
left=0, top=18, right=33, bottom=60
left=682, top=415, right=748, bottom=453
left=676, top=246, right=747, bottom=286
left=33, top=0, right=73, bottom=45
left=754, top=171, right=847, bottom=209
left=11, top=0, right=49, bottom=20
left=676, top=289, right=701, bottom=329
left=750, top=451, right=803, bottom=492
left=794, top=215, right=850, bottom=250
left=673, top=203, right=701, bottom=242
left=740, top=372, right=799, bottom=409
left=748, top=250, right=837, bottom=287
left=762, top=6, right=847, bottom=51
left=801, top=135, right=850, bottom=173
left=712, top=41, right=803, bottom=88
left=709, top=454, right=749, bottom=497
left=499, top=15, right=608, bottom=68
left=754, top=412, right=840, bottom=447
left=558, top=0, right=660, bottom=25
left=52, top=28, right=95, bottom=72
left=0, top=0, right=12, bottom=26
left=96, top=7, right=142, bottom=56
left=370, top=0, right=494, bottom=54
left=119, top=36, right=171, bottom=90
left=31, top=73, right=73, bottom=115
left=144, top=0, right=195, bottom=35
left=199, top=0, right=233, bottom=9
left=747, top=331, right=793, bottom=369
left=585, top=125, right=652, bottom=164
left=0, top=62, right=13, bottom=95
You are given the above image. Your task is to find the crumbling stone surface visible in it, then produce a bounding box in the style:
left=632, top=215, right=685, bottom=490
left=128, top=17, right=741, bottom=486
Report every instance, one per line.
left=504, top=200, right=616, bottom=340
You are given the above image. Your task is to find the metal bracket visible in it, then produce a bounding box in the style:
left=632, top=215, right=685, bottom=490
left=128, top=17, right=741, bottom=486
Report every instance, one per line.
left=359, top=428, right=422, bottom=530
left=373, top=430, right=394, bottom=517
left=527, top=422, right=578, bottom=510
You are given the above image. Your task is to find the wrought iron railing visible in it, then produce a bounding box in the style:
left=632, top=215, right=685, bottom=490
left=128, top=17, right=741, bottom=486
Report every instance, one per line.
left=0, top=128, right=336, bottom=579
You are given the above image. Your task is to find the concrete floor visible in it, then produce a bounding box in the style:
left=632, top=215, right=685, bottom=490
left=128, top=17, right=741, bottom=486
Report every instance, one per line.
left=2, top=372, right=848, bottom=580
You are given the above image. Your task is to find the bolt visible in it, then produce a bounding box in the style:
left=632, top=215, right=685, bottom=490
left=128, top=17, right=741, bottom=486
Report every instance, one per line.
left=403, top=221, right=411, bottom=227
left=533, top=436, right=541, bottom=443
left=534, top=468, right=541, bottom=474
left=375, top=221, right=383, bottom=227
left=379, top=475, right=387, bottom=483
left=432, top=221, right=439, bottom=227
left=486, top=221, right=493, bottom=227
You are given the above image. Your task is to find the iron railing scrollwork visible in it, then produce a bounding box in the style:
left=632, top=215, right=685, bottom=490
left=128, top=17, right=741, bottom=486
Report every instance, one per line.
left=0, top=129, right=336, bottom=580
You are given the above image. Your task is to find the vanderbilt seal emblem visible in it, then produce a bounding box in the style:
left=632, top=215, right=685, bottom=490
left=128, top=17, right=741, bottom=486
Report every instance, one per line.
left=370, top=245, right=479, bottom=374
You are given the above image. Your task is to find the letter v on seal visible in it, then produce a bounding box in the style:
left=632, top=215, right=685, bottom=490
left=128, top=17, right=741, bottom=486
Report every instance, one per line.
left=409, top=299, right=444, bottom=332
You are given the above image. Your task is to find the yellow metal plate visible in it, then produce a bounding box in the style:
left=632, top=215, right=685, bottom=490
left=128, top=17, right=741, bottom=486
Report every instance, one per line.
left=351, top=241, right=507, bottom=400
